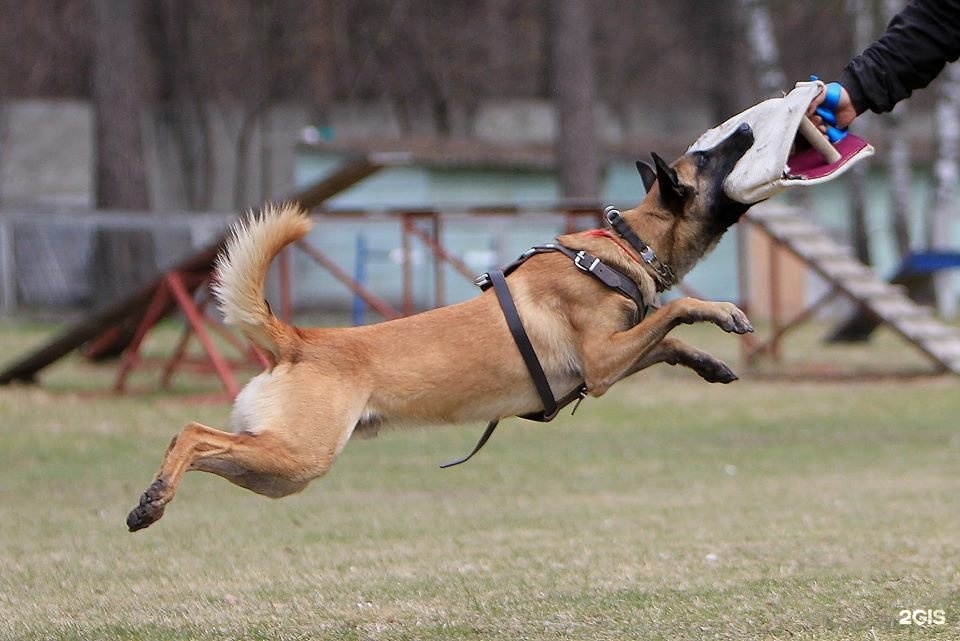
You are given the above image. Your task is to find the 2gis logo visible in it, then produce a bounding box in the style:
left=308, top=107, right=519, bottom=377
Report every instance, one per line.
left=898, top=608, right=946, bottom=626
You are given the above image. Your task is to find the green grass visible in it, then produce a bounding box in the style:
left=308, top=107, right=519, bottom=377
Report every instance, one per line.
left=1, top=319, right=959, bottom=640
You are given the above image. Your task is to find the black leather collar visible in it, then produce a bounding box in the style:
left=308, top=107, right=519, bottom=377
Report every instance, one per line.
left=603, top=206, right=677, bottom=291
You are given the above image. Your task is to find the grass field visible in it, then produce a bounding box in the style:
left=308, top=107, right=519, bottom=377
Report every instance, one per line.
left=1, top=318, right=959, bottom=640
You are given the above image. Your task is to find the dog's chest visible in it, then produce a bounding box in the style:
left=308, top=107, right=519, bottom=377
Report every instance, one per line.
left=519, top=299, right=581, bottom=378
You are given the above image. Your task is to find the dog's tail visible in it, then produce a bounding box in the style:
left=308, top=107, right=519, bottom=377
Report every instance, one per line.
left=212, top=203, right=312, bottom=365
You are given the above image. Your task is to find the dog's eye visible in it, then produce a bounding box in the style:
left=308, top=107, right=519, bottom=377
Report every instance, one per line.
left=695, top=152, right=709, bottom=169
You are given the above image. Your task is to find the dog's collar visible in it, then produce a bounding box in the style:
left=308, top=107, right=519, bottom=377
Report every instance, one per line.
left=603, top=206, right=677, bottom=291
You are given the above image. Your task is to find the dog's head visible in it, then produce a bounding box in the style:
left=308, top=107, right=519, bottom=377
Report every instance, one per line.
left=631, top=122, right=754, bottom=278
left=637, top=122, right=755, bottom=232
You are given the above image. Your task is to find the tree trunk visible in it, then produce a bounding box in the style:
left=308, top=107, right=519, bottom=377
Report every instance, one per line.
left=549, top=0, right=600, bottom=202
left=698, top=0, right=746, bottom=124
left=883, top=0, right=913, bottom=260
left=846, top=0, right=874, bottom=265
left=740, top=0, right=819, bottom=213
left=90, top=0, right=149, bottom=210
left=152, top=0, right=214, bottom=211
left=930, top=63, right=960, bottom=317
left=739, top=0, right=787, bottom=97
left=887, top=113, right=913, bottom=259
left=89, top=0, right=155, bottom=307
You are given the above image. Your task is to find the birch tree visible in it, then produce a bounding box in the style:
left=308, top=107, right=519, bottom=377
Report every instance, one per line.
left=883, top=0, right=913, bottom=260
left=845, top=0, right=874, bottom=265
left=739, top=0, right=786, bottom=98
left=930, top=63, right=960, bottom=317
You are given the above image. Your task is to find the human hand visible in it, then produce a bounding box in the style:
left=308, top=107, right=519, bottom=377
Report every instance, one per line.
left=807, top=83, right=857, bottom=132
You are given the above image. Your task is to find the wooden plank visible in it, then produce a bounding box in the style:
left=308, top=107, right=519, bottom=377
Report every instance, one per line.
left=839, top=278, right=896, bottom=299
left=896, top=318, right=960, bottom=340
left=290, top=157, right=385, bottom=210
left=785, top=237, right=851, bottom=259
left=0, top=276, right=176, bottom=384
left=868, top=298, right=932, bottom=321
left=745, top=204, right=801, bottom=221
left=761, top=219, right=825, bottom=239
left=948, top=357, right=960, bottom=373
left=918, top=338, right=960, bottom=360
left=816, top=256, right=873, bottom=279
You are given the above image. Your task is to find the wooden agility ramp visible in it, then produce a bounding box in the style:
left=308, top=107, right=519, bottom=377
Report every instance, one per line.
left=745, top=203, right=960, bottom=375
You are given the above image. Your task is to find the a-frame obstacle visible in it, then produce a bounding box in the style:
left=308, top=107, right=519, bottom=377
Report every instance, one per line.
left=0, top=156, right=386, bottom=396
left=742, top=203, right=960, bottom=375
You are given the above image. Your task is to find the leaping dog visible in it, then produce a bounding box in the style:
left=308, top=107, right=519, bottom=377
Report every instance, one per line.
left=127, top=123, right=756, bottom=532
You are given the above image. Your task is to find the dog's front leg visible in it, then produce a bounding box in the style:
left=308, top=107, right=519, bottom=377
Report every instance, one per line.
left=578, top=297, right=752, bottom=396
left=626, top=336, right=738, bottom=383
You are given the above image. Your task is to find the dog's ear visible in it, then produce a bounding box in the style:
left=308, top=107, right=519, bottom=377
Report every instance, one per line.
left=635, top=160, right=656, bottom=193
left=651, top=152, right=689, bottom=208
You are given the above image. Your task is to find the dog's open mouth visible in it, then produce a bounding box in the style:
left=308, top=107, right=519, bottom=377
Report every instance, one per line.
left=687, top=81, right=874, bottom=204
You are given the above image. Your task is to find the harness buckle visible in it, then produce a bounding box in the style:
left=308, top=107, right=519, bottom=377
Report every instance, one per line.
left=475, top=273, right=491, bottom=288
left=573, top=250, right=600, bottom=273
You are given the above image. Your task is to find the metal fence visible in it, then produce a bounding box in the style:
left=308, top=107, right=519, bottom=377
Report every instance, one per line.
left=0, top=207, right=616, bottom=317
left=0, top=209, right=233, bottom=313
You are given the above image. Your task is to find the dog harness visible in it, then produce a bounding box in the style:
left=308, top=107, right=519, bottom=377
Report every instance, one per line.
left=441, top=214, right=664, bottom=468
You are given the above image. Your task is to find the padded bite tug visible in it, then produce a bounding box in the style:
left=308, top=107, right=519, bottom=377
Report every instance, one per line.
left=687, top=80, right=874, bottom=204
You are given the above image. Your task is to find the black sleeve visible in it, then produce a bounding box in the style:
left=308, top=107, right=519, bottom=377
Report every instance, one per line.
left=839, top=0, right=960, bottom=114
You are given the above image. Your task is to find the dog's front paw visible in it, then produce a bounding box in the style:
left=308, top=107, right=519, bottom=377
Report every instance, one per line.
left=698, top=357, right=738, bottom=383
left=712, top=303, right=753, bottom=334
left=126, top=478, right=170, bottom=532
left=685, top=351, right=738, bottom=383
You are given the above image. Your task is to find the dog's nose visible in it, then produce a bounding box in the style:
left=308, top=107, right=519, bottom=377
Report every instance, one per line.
left=728, top=122, right=755, bottom=155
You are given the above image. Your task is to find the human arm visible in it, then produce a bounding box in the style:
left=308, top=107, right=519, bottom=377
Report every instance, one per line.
left=807, top=0, right=960, bottom=130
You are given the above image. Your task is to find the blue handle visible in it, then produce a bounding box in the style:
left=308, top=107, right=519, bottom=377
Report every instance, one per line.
left=809, top=75, right=847, bottom=143
left=815, top=106, right=837, bottom=126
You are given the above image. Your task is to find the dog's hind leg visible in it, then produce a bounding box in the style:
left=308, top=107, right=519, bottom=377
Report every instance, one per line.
left=126, top=422, right=340, bottom=532
left=625, top=336, right=738, bottom=383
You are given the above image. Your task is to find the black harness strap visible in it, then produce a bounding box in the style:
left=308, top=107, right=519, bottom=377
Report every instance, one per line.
left=488, top=269, right=558, bottom=418
left=476, top=243, right=647, bottom=319
left=440, top=242, right=650, bottom=468
left=438, top=418, right=501, bottom=469
left=439, top=269, right=558, bottom=469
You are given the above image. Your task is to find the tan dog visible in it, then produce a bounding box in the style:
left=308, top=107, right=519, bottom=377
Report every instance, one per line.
left=127, top=123, right=756, bottom=532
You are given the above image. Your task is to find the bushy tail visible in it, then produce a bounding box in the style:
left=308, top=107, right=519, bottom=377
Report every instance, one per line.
left=212, top=203, right=312, bottom=363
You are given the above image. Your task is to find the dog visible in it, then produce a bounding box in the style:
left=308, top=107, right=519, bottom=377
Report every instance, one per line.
left=126, top=122, right=756, bottom=532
